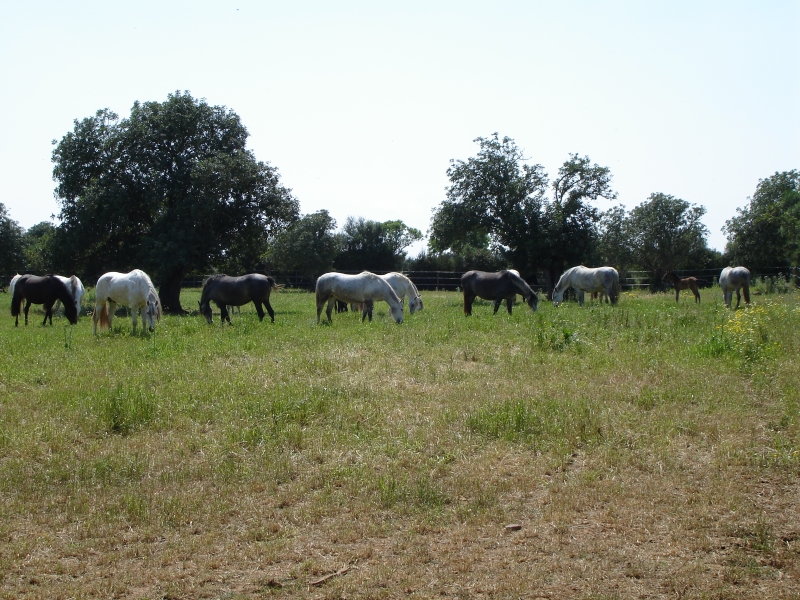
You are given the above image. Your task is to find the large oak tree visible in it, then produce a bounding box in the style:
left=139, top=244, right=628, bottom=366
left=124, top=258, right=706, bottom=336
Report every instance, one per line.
left=51, top=92, right=299, bottom=312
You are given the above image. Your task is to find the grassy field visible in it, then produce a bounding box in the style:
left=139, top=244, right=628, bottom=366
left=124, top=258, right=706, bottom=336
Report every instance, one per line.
left=0, top=283, right=798, bottom=599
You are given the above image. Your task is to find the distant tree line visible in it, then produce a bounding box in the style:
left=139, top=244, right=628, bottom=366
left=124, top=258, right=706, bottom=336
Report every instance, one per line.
left=1, top=100, right=797, bottom=302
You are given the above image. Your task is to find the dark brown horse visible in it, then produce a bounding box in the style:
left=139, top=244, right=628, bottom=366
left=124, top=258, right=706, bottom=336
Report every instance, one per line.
left=199, top=274, right=283, bottom=324
left=662, top=271, right=700, bottom=303
left=11, top=275, right=79, bottom=326
left=461, top=270, right=538, bottom=316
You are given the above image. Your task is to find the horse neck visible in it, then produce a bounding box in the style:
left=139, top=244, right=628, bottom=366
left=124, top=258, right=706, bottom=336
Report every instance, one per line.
left=380, top=283, right=402, bottom=307
left=408, top=280, right=420, bottom=300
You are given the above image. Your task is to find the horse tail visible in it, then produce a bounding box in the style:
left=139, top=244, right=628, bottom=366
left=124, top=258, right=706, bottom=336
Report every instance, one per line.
left=97, top=302, right=109, bottom=330
left=267, top=276, right=284, bottom=291
left=10, top=288, right=22, bottom=317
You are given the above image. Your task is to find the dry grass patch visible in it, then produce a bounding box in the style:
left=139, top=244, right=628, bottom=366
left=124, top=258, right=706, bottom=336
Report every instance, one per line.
left=0, top=288, right=798, bottom=598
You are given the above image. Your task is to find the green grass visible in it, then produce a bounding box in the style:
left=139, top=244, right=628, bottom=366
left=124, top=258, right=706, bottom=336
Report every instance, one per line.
left=0, top=286, right=799, bottom=598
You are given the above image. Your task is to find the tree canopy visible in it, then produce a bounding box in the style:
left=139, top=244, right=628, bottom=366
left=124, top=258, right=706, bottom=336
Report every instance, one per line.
left=51, top=91, right=299, bottom=312
left=428, top=134, right=615, bottom=290
left=724, top=170, right=800, bottom=270
left=267, top=210, right=339, bottom=279
left=624, top=193, right=710, bottom=282
left=334, top=217, right=422, bottom=272
left=0, top=203, right=25, bottom=276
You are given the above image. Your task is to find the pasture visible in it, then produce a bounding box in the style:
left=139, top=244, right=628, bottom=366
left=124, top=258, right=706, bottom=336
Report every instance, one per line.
left=0, top=285, right=798, bottom=599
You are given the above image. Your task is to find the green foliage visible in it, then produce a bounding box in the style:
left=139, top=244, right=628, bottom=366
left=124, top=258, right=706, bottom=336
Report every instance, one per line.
left=724, top=170, right=800, bottom=269
left=22, top=221, right=56, bottom=274
left=51, top=92, right=299, bottom=310
left=624, top=193, right=709, bottom=284
left=405, top=245, right=506, bottom=272
left=0, top=202, right=25, bottom=275
left=267, top=210, right=339, bottom=278
left=429, top=134, right=615, bottom=282
left=334, top=216, right=422, bottom=271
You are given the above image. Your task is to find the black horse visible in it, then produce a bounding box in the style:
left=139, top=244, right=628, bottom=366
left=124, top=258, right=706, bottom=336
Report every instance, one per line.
left=11, top=275, right=79, bottom=326
left=199, top=274, right=283, bottom=324
left=461, top=270, right=538, bottom=316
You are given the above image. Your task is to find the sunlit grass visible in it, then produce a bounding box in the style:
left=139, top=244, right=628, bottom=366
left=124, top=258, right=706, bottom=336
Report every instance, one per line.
left=0, top=284, right=798, bottom=597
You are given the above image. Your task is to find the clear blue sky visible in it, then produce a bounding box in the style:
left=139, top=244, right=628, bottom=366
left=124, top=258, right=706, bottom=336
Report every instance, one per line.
left=1, top=1, right=798, bottom=254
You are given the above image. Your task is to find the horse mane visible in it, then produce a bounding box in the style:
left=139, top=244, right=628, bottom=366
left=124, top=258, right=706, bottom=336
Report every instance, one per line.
left=506, top=270, right=534, bottom=298
left=554, top=267, right=577, bottom=292
left=202, top=274, right=227, bottom=289
left=68, top=275, right=79, bottom=298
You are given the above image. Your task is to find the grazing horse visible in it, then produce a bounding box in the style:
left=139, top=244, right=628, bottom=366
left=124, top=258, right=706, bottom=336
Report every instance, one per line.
left=719, top=266, right=751, bottom=309
left=199, top=274, right=283, bottom=325
left=316, top=272, right=404, bottom=323
left=553, top=266, right=620, bottom=307
left=93, top=270, right=162, bottom=335
left=53, top=275, right=86, bottom=315
left=11, top=275, right=79, bottom=326
left=380, top=272, right=423, bottom=314
left=461, top=270, right=538, bottom=316
left=662, top=271, right=700, bottom=303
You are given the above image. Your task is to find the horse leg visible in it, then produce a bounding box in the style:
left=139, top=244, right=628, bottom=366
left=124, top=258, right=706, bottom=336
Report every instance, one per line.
left=742, top=283, right=750, bottom=305
left=735, top=288, right=741, bottom=309
left=131, top=306, right=138, bottom=334
left=43, top=303, right=52, bottom=326
left=675, top=288, right=680, bottom=302
left=316, top=296, right=325, bottom=323
left=463, top=292, right=474, bottom=316
left=361, top=300, right=369, bottom=322
left=578, top=290, right=585, bottom=307
left=221, top=304, right=231, bottom=325
left=254, top=302, right=265, bottom=322
left=505, top=297, right=513, bottom=314
left=107, top=301, right=116, bottom=330
left=493, top=298, right=502, bottom=314
left=264, top=299, right=275, bottom=322
left=326, top=298, right=335, bottom=323
left=24, top=301, right=31, bottom=326
left=364, top=300, right=374, bottom=322
left=693, top=285, right=700, bottom=303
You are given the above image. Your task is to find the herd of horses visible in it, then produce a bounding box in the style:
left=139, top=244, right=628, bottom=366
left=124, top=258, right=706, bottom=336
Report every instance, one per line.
left=7, top=265, right=754, bottom=332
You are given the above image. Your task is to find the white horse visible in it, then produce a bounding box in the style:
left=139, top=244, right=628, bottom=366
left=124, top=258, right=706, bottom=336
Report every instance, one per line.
left=553, top=265, right=620, bottom=306
left=316, top=271, right=404, bottom=323
left=380, top=272, right=423, bottom=314
left=92, top=269, right=162, bottom=334
left=53, top=275, right=85, bottom=316
left=719, top=266, right=751, bottom=309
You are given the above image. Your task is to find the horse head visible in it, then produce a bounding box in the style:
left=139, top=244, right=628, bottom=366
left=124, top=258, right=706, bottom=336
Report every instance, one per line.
left=552, top=288, right=565, bottom=307
left=145, top=296, right=160, bottom=332
left=199, top=300, right=213, bottom=324
left=526, top=292, right=538, bottom=312
left=409, top=295, right=423, bottom=314
left=389, top=302, right=404, bottom=324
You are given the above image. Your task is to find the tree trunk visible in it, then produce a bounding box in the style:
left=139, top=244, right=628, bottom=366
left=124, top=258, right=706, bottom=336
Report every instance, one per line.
left=159, top=266, right=188, bottom=314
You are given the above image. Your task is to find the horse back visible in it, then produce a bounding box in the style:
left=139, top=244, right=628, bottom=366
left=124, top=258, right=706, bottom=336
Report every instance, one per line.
left=462, top=270, right=515, bottom=300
